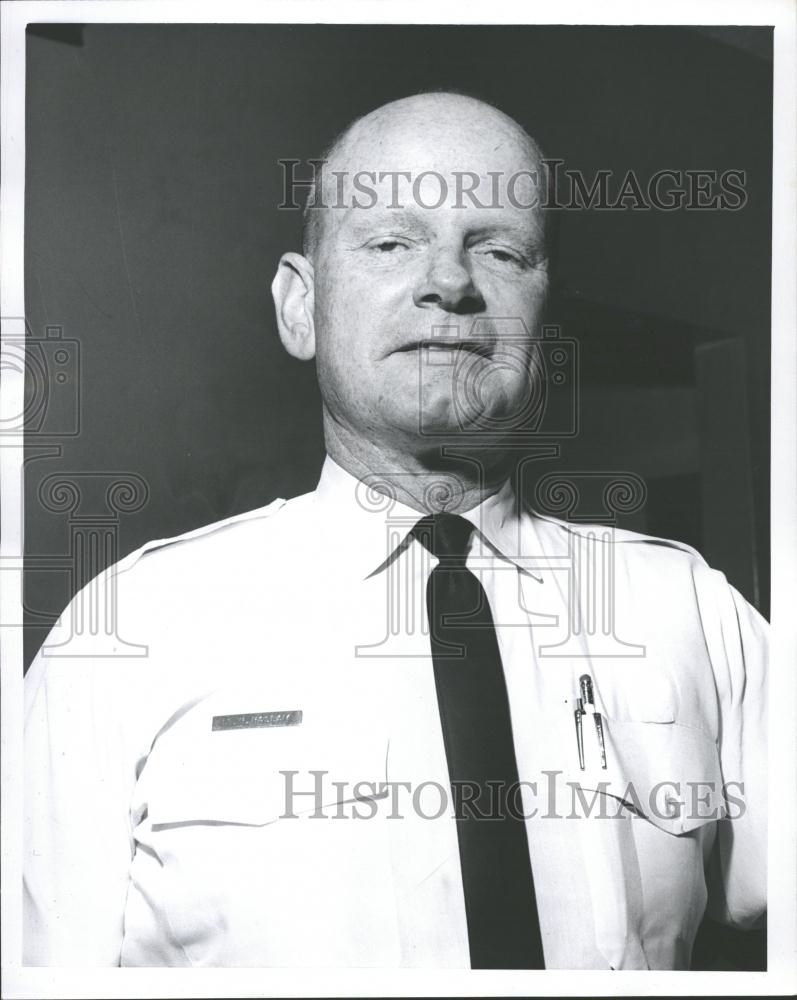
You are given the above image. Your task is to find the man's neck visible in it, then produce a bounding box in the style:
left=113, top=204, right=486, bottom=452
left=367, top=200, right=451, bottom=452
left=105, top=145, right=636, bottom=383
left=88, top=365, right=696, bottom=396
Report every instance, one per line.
left=323, top=415, right=509, bottom=514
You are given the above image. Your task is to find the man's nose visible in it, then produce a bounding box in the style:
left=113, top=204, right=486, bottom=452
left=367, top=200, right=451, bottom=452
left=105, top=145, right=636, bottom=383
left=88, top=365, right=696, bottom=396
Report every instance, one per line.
left=413, top=246, right=485, bottom=314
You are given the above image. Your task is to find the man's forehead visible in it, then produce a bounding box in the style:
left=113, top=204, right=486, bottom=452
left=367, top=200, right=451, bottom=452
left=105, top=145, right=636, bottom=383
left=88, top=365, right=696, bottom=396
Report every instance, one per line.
left=316, top=161, right=546, bottom=235
left=326, top=119, right=540, bottom=180
left=304, top=93, right=548, bottom=254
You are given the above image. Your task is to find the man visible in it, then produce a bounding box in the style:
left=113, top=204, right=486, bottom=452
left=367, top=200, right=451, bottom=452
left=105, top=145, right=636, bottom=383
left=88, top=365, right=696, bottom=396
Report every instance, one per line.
left=24, top=92, right=767, bottom=969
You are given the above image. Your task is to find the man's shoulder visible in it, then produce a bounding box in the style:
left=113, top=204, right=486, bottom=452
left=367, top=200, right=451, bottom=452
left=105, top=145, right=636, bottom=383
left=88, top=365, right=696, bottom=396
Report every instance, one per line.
left=528, top=509, right=708, bottom=568
left=526, top=511, right=750, bottom=630
left=113, top=490, right=316, bottom=583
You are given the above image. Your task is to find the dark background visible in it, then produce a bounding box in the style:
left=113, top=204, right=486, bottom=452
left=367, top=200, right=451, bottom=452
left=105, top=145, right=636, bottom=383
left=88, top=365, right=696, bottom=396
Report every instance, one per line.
left=23, top=23, right=771, bottom=969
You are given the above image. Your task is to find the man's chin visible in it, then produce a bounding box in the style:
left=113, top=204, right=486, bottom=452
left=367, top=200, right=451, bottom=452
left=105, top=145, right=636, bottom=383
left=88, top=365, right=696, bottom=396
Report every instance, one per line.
left=416, top=392, right=508, bottom=439
left=383, top=388, right=517, bottom=448
left=412, top=392, right=467, bottom=439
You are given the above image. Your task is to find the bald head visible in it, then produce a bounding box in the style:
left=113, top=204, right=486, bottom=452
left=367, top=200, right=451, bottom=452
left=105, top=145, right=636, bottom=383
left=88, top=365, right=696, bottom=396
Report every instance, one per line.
left=302, top=92, right=550, bottom=258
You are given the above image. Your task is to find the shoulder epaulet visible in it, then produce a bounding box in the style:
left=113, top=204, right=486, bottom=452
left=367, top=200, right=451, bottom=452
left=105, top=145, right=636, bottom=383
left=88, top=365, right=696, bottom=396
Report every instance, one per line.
left=530, top=509, right=707, bottom=563
left=114, top=497, right=289, bottom=576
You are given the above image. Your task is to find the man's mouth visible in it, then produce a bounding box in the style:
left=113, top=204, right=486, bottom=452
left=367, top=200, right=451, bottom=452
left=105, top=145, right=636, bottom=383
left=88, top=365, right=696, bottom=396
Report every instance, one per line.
left=395, top=340, right=493, bottom=359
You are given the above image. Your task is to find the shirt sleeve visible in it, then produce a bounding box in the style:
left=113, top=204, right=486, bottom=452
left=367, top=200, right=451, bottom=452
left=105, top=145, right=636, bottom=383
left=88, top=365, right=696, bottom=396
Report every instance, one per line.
left=23, top=577, right=150, bottom=966
left=699, top=568, right=768, bottom=929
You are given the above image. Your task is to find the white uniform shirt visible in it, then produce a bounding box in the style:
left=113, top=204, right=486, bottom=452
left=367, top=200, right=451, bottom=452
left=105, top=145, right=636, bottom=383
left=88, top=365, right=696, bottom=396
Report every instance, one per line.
left=24, top=457, right=768, bottom=968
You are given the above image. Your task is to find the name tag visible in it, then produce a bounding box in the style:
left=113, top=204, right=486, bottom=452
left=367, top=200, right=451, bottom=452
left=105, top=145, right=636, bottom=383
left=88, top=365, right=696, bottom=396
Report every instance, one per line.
left=211, top=710, right=303, bottom=731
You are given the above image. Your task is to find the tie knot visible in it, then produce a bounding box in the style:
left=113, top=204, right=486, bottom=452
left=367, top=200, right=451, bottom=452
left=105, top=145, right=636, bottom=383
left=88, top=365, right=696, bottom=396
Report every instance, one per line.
left=412, top=512, right=475, bottom=563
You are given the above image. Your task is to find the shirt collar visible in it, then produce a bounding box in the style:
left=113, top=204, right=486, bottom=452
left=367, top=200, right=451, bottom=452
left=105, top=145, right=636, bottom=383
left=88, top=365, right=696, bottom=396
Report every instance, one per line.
left=313, top=455, right=543, bottom=581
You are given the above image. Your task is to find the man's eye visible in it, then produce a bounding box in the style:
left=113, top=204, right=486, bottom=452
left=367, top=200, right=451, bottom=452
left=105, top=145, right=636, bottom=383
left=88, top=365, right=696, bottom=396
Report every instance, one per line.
left=485, top=247, right=521, bottom=264
left=369, top=239, right=409, bottom=253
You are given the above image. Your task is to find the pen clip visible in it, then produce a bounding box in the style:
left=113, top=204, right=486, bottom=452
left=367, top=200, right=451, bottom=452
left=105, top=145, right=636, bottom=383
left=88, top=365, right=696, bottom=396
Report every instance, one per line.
left=579, top=674, right=594, bottom=708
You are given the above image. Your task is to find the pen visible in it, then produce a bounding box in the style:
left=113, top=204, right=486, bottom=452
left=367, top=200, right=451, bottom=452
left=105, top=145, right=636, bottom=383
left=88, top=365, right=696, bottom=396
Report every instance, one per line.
left=574, top=697, right=585, bottom=770
left=593, top=712, right=607, bottom=769
left=578, top=673, right=608, bottom=769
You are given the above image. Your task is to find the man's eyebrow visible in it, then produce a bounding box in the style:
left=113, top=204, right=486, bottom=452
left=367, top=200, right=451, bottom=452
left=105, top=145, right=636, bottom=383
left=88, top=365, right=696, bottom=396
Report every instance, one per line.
left=469, top=223, right=547, bottom=253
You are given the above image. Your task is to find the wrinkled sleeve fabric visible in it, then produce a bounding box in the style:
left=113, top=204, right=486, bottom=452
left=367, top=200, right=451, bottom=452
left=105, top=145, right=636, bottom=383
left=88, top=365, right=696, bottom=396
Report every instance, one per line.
left=697, top=566, right=768, bottom=929
left=23, top=573, right=150, bottom=966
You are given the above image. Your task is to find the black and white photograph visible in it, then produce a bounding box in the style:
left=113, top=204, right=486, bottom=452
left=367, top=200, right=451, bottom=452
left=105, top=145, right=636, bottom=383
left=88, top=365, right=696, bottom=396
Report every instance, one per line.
left=1, top=2, right=795, bottom=997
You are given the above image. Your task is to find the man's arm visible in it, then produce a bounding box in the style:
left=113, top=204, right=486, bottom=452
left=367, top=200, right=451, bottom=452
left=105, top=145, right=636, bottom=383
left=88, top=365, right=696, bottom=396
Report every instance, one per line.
left=23, top=588, right=147, bottom=966
left=700, top=570, right=768, bottom=929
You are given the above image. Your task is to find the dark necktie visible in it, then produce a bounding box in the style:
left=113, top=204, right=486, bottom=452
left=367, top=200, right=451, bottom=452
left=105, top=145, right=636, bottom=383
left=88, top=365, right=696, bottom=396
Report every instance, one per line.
left=412, top=512, right=545, bottom=969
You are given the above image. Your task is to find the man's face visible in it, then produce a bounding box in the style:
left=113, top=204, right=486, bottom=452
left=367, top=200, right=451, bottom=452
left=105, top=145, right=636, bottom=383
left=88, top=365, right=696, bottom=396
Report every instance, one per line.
left=306, top=105, right=549, bottom=454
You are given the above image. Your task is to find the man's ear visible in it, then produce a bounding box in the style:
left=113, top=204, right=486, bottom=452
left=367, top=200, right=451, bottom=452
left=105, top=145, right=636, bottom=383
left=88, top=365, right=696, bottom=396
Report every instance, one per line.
left=271, top=252, right=316, bottom=360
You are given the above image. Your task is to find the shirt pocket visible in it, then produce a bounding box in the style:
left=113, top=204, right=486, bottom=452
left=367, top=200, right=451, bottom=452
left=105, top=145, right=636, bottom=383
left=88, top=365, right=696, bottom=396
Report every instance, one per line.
left=572, top=664, right=723, bottom=833
left=592, top=663, right=679, bottom=726
left=133, top=712, right=400, bottom=967
left=586, top=717, right=725, bottom=835
left=143, top=715, right=391, bottom=828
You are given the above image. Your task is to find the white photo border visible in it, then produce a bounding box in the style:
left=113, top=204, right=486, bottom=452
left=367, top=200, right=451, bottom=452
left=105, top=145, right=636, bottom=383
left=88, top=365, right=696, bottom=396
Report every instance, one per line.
left=2, top=2, right=795, bottom=997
